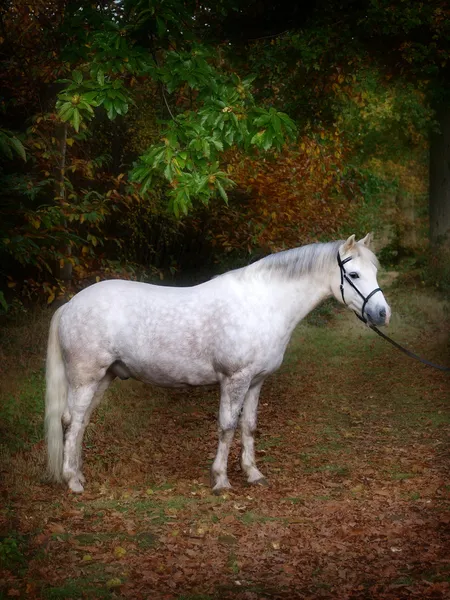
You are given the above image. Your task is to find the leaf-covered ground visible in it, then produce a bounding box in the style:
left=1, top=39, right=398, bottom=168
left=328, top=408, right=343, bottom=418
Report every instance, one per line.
left=1, top=278, right=449, bottom=599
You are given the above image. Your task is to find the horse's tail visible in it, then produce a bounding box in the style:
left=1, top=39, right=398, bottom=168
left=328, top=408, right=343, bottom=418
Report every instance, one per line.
left=45, top=306, right=67, bottom=482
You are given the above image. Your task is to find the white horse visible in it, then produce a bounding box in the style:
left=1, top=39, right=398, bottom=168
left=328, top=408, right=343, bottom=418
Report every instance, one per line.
left=45, top=234, right=390, bottom=493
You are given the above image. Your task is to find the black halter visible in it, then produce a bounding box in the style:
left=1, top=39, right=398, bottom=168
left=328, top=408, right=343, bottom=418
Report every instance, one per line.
left=337, top=252, right=382, bottom=324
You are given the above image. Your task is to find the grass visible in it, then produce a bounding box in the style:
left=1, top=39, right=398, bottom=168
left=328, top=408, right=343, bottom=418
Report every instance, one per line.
left=0, top=535, right=27, bottom=571
left=238, top=511, right=279, bottom=525
left=227, top=551, right=239, bottom=574
left=303, top=463, right=350, bottom=477
left=177, top=594, right=215, bottom=600
left=283, top=496, right=305, bottom=505
left=43, top=577, right=114, bottom=599
left=76, top=495, right=196, bottom=524
left=135, top=531, right=158, bottom=548
left=258, top=435, right=283, bottom=449
left=304, top=297, right=338, bottom=327
left=390, top=471, right=416, bottom=481
left=0, top=371, right=45, bottom=454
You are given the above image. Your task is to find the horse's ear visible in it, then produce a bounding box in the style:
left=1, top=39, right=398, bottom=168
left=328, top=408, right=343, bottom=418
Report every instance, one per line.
left=359, top=232, right=373, bottom=248
left=342, top=234, right=356, bottom=254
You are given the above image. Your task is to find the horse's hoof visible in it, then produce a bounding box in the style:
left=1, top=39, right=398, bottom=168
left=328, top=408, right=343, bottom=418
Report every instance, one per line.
left=249, top=477, right=268, bottom=487
left=212, top=487, right=231, bottom=496
left=68, top=478, right=84, bottom=493
left=212, top=481, right=232, bottom=496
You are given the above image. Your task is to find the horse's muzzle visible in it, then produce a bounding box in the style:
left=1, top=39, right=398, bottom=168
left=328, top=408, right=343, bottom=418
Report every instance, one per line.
left=366, top=304, right=391, bottom=326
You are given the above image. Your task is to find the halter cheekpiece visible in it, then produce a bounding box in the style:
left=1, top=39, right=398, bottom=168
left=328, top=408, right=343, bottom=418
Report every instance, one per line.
left=337, top=252, right=382, bottom=324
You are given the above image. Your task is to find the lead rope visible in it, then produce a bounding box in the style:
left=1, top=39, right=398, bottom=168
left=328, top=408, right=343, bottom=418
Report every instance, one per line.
left=337, top=252, right=450, bottom=372
left=369, top=324, right=450, bottom=372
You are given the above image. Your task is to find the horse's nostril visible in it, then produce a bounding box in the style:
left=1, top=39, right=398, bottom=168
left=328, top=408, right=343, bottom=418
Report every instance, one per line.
left=379, top=308, right=386, bottom=319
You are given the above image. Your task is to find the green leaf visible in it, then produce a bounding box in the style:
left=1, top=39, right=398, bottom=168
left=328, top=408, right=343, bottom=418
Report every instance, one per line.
left=216, top=181, right=228, bottom=203
left=202, top=139, right=211, bottom=158
left=72, top=108, right=81, bottom=132
left=243, top=74, right=257, bottom=85
left=82, top=91, right=99, bottom=103
left=80, top=102, right=95, bottom=115
left=212, top=139, right=224, bottom=151
left=60, top=106, right=75, bottom=123
left=262, top=130, right=273, bottom=151
left=223, top=129, right=232, bottom=145
left=58, top=102, right=74, bottom=120
left=72, top=70, right=83, bottom=84
left=141, top=173, right=154, bottom=195
left=0, top=137, right=13, bottom=159
left=163, top=163, right=174, bottom=181
left=114, top=101, right=124, bottom=115
left=0, top=291, right=8, bottom=312
left=9, top=137, right=26, bottom=161
left=254, top=114, right=270, bottom=127
left=271, top=115, right=282, bottom=136
left=156, top=16, right=166, bottom=37
left=250, top=130, right=265, bottom=145
left=107, top=106, right=117, bottom=120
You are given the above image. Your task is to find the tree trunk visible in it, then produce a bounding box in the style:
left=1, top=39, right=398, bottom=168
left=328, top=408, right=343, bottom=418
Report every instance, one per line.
left=396, top=188, right=417, bottom=253
left=55, top=122, right=73, bottom=283
left=429, top=107, right=450, bottom=247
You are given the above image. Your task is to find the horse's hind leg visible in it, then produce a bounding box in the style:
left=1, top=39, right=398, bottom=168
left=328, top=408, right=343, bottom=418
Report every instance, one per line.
left=63, top=372, right=114, bottom=492
left=211, top=373, right=251, bottom=494
left=240, top=381, right=267, bottom=485
left=76, top=372, right=115, bottom=485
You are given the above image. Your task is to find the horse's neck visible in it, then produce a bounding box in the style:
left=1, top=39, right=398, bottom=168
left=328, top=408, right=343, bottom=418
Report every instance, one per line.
left=271, top=273, right=331, bottom=331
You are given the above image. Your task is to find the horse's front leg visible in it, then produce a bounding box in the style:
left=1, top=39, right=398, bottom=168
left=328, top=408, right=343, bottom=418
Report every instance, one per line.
left=240, top=381, right=267, bottom=485
left=211, top=374, right=250, bottom=494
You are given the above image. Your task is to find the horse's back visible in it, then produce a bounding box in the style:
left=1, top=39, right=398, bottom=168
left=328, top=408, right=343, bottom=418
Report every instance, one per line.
left=58, top=278, right=221, bottom=349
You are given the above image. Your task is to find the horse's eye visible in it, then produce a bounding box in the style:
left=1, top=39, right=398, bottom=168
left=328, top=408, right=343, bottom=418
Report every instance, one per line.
left=349, top=272, right=359, bottom=279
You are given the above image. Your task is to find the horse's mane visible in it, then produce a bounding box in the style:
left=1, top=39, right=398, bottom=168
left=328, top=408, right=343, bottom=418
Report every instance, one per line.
left=225, top=240, right=378, bottom=281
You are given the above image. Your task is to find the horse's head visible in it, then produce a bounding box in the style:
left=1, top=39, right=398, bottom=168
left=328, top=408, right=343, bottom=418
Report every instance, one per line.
left=332, top=233, right=391, bottom=326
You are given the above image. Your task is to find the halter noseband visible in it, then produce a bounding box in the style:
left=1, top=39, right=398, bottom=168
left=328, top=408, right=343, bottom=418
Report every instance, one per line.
left=337, top=252, right=382, bottom=324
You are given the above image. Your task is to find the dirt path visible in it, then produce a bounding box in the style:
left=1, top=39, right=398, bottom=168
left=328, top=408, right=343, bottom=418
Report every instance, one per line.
left=1, top=281, right=449, bottom=599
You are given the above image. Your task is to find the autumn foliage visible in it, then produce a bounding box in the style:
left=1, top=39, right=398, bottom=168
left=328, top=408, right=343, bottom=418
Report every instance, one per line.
left=208, top=131, right=355, bottom=257
left=0, top=0, right=443, bottom=308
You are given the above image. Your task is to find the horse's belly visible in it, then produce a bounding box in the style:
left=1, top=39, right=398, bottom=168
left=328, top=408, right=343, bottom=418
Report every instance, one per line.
left=128, top=358, right=219, bottom=388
